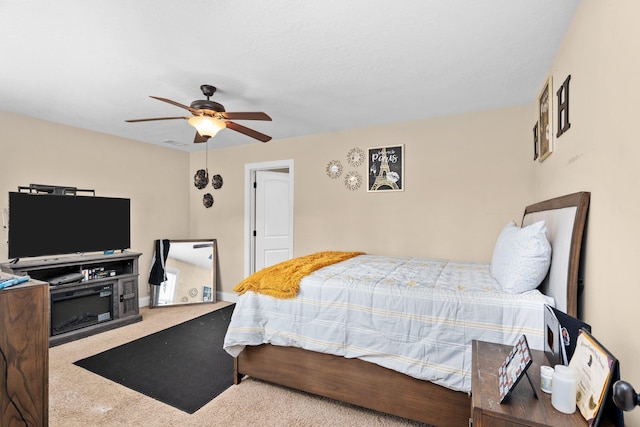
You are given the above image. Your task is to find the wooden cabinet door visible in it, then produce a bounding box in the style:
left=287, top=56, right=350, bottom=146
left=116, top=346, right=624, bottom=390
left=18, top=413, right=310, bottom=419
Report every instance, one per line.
left=0, top=282, right=49, bottom=426
left=118, top=277, right=138, bottom=317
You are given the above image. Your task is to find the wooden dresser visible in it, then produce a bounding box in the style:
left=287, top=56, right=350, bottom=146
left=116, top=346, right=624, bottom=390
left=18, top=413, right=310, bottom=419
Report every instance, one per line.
left=0, top=278, right=49, bottom=426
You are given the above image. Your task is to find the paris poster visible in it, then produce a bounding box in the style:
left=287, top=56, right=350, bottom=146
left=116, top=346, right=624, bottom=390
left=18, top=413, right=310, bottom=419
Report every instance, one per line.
left=367, top=145, right=404, bottom=192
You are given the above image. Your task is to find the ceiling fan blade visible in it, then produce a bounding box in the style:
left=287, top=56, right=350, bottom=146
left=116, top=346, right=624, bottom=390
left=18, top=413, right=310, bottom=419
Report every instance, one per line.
left=220, top=112, right=272, bottom=121
left=125, top=116, right=188, bottom=123
left=194, top=132, right=210, bottom=143
left=225, top=121, right=272, bottom=142
left=150, top=96, right=198, bottom=114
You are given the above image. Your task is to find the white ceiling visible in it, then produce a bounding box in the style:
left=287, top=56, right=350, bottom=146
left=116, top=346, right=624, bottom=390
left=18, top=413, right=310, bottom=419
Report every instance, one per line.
left=0, top=0, right=580, bottom=152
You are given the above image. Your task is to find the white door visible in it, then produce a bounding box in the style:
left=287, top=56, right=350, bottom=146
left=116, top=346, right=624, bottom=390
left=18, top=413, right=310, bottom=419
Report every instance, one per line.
left=254, top=170, right=292, bottom=270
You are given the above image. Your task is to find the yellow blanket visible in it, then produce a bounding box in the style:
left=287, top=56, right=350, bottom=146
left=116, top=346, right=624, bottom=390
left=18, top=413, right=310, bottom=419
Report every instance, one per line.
left=234, top=251, right=364, bottom=299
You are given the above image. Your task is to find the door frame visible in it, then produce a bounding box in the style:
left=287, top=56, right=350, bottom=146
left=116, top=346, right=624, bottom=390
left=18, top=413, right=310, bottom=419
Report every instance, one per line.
left=244, top=159, right=294, bottom=277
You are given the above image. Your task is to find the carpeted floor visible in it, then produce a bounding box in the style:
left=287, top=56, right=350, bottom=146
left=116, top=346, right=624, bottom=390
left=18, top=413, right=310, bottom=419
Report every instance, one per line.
left=74, top=304, right=235, bottom=414
left=49, top=302, right=429, bottom=426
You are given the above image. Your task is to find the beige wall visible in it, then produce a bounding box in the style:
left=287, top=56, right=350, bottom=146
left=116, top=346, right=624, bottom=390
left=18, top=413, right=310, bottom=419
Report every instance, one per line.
left=0, top=110, right=191, bottom=303
left=534, top=1, right=640, bottom=424
left=189, top=104, right=535, bottom=294
left=4, top=2, right=639, bottom=420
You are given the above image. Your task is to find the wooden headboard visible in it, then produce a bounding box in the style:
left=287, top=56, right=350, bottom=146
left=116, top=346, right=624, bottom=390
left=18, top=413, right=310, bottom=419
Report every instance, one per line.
left=521, top=192, right=590, bottom=317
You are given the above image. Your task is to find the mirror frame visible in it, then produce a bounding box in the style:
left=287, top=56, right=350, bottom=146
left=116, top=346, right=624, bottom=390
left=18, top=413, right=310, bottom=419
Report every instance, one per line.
left=150, top=238, right=218, bottom=308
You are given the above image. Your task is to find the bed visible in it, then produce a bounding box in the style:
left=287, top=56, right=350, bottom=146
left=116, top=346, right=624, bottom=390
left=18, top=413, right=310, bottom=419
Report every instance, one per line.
left=224, top=192, right=590, bottom=427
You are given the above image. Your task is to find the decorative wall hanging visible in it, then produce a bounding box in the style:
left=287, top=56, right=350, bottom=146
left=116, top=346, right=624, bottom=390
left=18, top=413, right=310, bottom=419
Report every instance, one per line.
left=194, top=169, right=208, bottom=189
left=347, top=147, right=365, bottom=167
left=212, top=174, right=223, bottom=189
left=533, top=122, right=539, bottom=161
left=556, top=75, right=571, bottom=138
left=538, top=76, right=553, bottom=162
left=326, top=160, right=343, bottom=179
left=367, top=145, right=404, bottom=192
left=203, top=193, right=213, bottom=208
left=344, top=171, right=362, bottom=190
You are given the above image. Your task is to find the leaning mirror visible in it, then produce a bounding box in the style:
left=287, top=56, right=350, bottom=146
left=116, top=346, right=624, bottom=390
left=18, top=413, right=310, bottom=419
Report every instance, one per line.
left=150, top=239, right=217, bottom=307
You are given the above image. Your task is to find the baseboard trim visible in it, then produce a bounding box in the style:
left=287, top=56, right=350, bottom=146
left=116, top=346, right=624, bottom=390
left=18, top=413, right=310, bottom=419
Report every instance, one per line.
left=140, top=292, right=236, bottom=308
left=139, top=295, right=150, bottom=308
left=217, top=291, right=238, bottom=303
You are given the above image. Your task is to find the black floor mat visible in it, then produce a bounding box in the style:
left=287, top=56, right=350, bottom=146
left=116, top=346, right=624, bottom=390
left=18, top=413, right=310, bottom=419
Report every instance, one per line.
left=74, top=304, right=235, bottom=414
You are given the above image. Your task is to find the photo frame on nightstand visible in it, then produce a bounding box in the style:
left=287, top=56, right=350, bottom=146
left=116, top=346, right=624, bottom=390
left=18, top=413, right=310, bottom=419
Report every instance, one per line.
left=498, top=334, right=538, bottom=403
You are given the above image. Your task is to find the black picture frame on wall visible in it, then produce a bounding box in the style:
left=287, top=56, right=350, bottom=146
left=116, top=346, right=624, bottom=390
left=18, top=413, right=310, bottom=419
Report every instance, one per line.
left=533, top=122, right=539, bottom=161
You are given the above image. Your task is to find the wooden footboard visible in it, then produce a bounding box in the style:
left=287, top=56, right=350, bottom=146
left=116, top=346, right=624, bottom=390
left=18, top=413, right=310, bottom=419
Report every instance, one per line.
left=235, top=344, right=470, bottom=427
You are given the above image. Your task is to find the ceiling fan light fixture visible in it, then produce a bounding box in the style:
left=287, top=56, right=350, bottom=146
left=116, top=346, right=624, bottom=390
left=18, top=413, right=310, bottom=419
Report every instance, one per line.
left=188, top=115, right=226, bottom=137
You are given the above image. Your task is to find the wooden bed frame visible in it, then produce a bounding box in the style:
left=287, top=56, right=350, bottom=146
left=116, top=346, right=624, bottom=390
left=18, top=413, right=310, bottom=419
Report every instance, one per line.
left=234, top=192, right=590, bottom=427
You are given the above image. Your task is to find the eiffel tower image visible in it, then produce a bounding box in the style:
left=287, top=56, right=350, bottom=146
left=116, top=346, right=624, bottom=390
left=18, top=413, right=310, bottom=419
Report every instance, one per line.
left=370, top=147, right=400, bottom=190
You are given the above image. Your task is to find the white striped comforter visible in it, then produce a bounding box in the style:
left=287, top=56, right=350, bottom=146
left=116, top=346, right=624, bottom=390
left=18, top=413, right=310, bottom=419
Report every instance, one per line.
left=223, top=255, right=553, bottom=392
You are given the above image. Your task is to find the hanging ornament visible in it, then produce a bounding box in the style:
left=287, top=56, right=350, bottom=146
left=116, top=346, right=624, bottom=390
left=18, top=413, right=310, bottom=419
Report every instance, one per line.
left=203, top=193, right=214, bottom=208
left=212, top=174, right=223, bottom=189
left=194, top=169, right=209, bottom=189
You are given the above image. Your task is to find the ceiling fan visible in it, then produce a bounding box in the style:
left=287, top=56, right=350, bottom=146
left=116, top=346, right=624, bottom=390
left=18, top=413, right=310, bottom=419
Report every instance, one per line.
left=126, top=84, right=272, bottom=143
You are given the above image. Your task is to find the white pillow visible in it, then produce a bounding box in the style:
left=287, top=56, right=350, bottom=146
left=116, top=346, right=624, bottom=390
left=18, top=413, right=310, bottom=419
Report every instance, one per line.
left=490, top=220, right=552, bottom=293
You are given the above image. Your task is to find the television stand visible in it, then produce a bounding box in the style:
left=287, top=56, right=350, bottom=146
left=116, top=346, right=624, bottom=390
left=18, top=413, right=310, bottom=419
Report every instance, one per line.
left=0, top=252, right=142, bottom=347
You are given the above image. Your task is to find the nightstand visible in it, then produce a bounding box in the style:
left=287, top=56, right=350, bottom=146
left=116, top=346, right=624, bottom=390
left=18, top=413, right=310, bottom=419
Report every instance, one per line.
left=471, top=340, right=612, bottom=427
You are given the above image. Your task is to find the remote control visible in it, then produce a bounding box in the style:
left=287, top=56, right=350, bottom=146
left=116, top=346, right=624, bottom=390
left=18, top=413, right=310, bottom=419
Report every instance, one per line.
left=0, top=275, right=31, bottom=290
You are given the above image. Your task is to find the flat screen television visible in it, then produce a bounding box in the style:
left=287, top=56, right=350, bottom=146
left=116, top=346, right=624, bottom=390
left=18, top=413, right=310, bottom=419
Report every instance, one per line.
left=8, top=192, right=131, bottom=259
